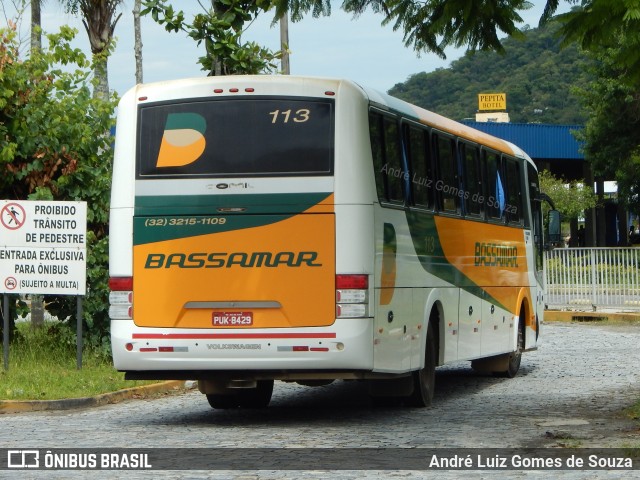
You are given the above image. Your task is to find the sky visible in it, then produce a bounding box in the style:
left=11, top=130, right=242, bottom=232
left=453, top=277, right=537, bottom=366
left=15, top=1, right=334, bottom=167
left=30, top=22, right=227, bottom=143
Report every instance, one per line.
left=3, top=1, right=571, bottom=96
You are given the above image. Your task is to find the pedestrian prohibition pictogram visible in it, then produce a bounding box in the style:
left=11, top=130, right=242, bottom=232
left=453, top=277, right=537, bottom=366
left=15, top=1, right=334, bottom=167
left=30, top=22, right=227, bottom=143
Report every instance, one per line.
left=1, top=203, right=26, bottom=230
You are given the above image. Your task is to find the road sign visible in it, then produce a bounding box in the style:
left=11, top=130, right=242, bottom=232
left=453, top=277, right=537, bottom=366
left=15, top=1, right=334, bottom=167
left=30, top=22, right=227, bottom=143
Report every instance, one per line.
left=0, top=200, right=87, bottom=295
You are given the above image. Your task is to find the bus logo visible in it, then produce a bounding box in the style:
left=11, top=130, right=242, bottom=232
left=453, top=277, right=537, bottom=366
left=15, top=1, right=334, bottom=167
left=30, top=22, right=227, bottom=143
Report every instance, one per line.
left=144, top=251, right=323, bottom=269
left=156, top=113, right=206, bottom=168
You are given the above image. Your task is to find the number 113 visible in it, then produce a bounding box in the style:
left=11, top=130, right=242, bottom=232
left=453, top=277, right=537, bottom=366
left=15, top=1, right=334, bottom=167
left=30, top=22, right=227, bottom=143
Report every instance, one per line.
left=269, top=109, right=310, bottom=123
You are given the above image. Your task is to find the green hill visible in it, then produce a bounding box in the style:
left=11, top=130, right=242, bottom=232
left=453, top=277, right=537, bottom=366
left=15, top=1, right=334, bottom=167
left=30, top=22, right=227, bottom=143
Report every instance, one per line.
left=388, top=21, right=592, bottom=125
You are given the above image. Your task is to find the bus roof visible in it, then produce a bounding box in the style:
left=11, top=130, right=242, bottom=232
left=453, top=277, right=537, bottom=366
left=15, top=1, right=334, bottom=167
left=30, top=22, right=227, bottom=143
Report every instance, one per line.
left=123, top=75, right=534, bottom=167
left=360, top=85, right=534, bottom=165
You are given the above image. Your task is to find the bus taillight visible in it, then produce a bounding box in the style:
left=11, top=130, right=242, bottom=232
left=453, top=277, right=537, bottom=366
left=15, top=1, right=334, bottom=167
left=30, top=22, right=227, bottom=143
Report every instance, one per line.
left=109, top=277, right=133, bottom=320
left=336, top=274, right=368, bottom=290
left=336, top=274, right=369, bottom=318
left=109, top=277, right=133, bottom=291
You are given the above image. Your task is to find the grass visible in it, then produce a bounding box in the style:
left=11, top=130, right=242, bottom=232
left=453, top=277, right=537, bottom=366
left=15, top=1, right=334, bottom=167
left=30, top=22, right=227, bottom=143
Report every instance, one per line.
left=621, top=401, right=640, bottom=450
left=626, top=400, right=640, bottom=423
left=552, top=437, right=584, bottom=449
left=1, top=321, right=155, bottom=401
left=547, top=312, right=640, bottom=326
left=583, top=316, right=640, bottom=326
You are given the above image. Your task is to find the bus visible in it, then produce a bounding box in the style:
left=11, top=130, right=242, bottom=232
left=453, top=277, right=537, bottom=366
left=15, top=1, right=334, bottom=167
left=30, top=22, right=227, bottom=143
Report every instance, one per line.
left=109, top=75, right=556, bottom=409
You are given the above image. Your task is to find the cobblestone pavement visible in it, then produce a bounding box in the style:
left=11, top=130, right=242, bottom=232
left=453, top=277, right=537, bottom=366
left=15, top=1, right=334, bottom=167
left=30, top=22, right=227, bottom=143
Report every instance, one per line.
left=2, top=322, right=639, bottom=479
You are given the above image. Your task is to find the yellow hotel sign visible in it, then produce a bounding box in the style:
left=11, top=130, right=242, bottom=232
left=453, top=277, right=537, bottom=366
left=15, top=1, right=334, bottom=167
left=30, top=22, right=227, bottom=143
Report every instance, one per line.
left=478, top=93, right=506, bottom=111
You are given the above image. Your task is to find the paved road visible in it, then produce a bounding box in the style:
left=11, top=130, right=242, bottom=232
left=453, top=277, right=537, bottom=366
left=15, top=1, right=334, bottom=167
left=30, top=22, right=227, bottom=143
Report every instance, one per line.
left=2, top=322, right=639, bottom=479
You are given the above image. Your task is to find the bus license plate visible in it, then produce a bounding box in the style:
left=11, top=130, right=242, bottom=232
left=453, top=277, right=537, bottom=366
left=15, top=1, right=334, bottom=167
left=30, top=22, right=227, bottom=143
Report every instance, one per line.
left=212, top=311, right=253, bottom=327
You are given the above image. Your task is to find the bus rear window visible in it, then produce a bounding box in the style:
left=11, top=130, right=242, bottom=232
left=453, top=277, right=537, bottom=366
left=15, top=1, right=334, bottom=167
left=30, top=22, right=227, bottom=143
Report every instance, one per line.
left=137, top=97, right=334, bottom=178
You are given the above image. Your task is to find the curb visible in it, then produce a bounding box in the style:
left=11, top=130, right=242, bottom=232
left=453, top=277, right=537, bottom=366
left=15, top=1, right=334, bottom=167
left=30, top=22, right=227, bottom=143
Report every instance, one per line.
left=544, top=310, right=640, bottom=323
left=0, top=380, right=196, bottom=414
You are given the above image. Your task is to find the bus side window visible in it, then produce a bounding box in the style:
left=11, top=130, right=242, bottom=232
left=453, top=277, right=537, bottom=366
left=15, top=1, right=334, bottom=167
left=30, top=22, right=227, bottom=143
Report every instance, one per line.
left=528, top=163, right=544, bottom=272
left=369, top=111, right=387, bottom=202
left=484, top=151, right=505, bottom=221
left=461, top=142, right=482, bottom=217
left=505, top=157, right=523, bottom=225
left=435, top=133, right=458, bottom=213
left=368, top=111, right=404, bottom=205
left=383, top=117, right=404, bottom=204
left=527, top=163, right=539, bottom=233
left=405, top=124, right=433, bottom=209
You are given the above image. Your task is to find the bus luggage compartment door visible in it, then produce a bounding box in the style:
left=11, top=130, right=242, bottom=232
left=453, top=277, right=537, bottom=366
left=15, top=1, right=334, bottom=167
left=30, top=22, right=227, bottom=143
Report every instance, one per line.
left=132, top=213, right=336, bottom=329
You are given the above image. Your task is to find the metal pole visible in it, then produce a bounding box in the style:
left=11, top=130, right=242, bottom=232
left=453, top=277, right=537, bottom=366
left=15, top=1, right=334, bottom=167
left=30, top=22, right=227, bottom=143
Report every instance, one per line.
left=3, top=294, right=9, bottom=370
left=76, top=296, right=83, bottom=370
left=280, top=14, right=290, bottom=74
left=591, top=248, right=597, bottom=311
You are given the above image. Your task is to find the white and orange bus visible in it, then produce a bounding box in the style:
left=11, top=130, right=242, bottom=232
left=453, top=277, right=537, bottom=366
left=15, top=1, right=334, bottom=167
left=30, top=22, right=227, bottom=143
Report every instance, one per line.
left=109, top=75, right=555, bottom=409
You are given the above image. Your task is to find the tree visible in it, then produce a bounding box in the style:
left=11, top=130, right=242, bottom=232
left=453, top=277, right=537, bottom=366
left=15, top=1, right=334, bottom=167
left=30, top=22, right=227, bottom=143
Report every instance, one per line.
left=344, top=0, right=532, bottom=59
left=133, top=0, right=143, bottom=83
left=276, top=0, right=551, bottom=59
left=554, top=0, right=640, bottom=86
left=546, top=2, right=640, bottom=215
left=574, top=40, right=640, bottom=215
left=539, top=169, right=597, bottom=246
left=62, top=0, right=123, bottom=99
left=0, top=23, right=116, bottom=350
left=142, top=0, right=282, bottom=76
left=31, top=0, right=42, bottom=52
left=275, top=1, right=640, bottom=71
left=538, top=169, right=597, bottom=221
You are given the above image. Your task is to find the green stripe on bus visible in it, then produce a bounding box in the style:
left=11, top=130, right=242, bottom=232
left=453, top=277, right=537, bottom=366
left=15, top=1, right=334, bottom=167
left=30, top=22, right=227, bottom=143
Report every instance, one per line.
left=405, top=210, right=467, bottom=285
left=405, top=210, right=510, bottom=312
left=133, top=192, right=332, bottom=245
left=134, top=214, right=303, bottom=245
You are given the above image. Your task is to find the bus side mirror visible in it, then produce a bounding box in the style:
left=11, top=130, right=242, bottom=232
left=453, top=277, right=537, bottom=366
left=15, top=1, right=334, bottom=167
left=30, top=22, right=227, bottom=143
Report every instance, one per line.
left=546, top=209, right=561, bottom=249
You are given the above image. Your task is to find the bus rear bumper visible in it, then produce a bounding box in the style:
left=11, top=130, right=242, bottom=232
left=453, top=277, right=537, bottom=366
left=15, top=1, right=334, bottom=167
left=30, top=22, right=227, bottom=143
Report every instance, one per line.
left=111, top=318, right=374, bottom=377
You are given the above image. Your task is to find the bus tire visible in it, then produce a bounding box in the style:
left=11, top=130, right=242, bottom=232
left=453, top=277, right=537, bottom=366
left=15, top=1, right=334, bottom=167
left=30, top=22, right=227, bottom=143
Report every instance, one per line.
left=371, top=396, right=402, bottom=407
left=472, top=308, right=525, bottom=378
left=500, top=315, right=524, bottom=378
left=206, top=393, right=240, bottom=409
left=236, top=380, right=274, bottom=408
left=206, top=380, right=274, bottom=409
left=483, top=311, right=524, bottom=378
left=407, top=320, right=436, bottom=407
left=369, top=375, right=413, bottom=406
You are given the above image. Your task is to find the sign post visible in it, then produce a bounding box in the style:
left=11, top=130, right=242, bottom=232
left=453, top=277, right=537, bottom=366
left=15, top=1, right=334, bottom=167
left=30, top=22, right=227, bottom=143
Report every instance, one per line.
left=2, top=294, right=8, bottom=370
left=77, top=296, right=83, bottom=370
left=0, top=200, right=87, bottom=370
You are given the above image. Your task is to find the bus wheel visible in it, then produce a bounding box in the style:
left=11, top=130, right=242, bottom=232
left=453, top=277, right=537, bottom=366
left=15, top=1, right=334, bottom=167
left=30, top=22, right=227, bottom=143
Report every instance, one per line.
left=371, top=396, right=402, bottom=407
left=407, top=321, right=436, bottom=407
left=502, top=319, right=524, bottom=378
left=206, top=393, right=240, bottom=409
left=236, top=380, right=274, bottom=408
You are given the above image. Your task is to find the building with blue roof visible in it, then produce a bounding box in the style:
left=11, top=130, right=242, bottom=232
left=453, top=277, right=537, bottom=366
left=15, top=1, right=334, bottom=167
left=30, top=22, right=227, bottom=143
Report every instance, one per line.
left=463, top=122, right=583, bottom=160
left=463, top=121, right=585, bottom=181
left=463, top=121, right=624, bottom=247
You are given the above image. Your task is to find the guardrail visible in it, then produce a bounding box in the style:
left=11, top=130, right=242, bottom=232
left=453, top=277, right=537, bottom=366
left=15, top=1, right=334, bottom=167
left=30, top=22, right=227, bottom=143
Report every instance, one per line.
left=544, top=247, right=640, bottom=311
